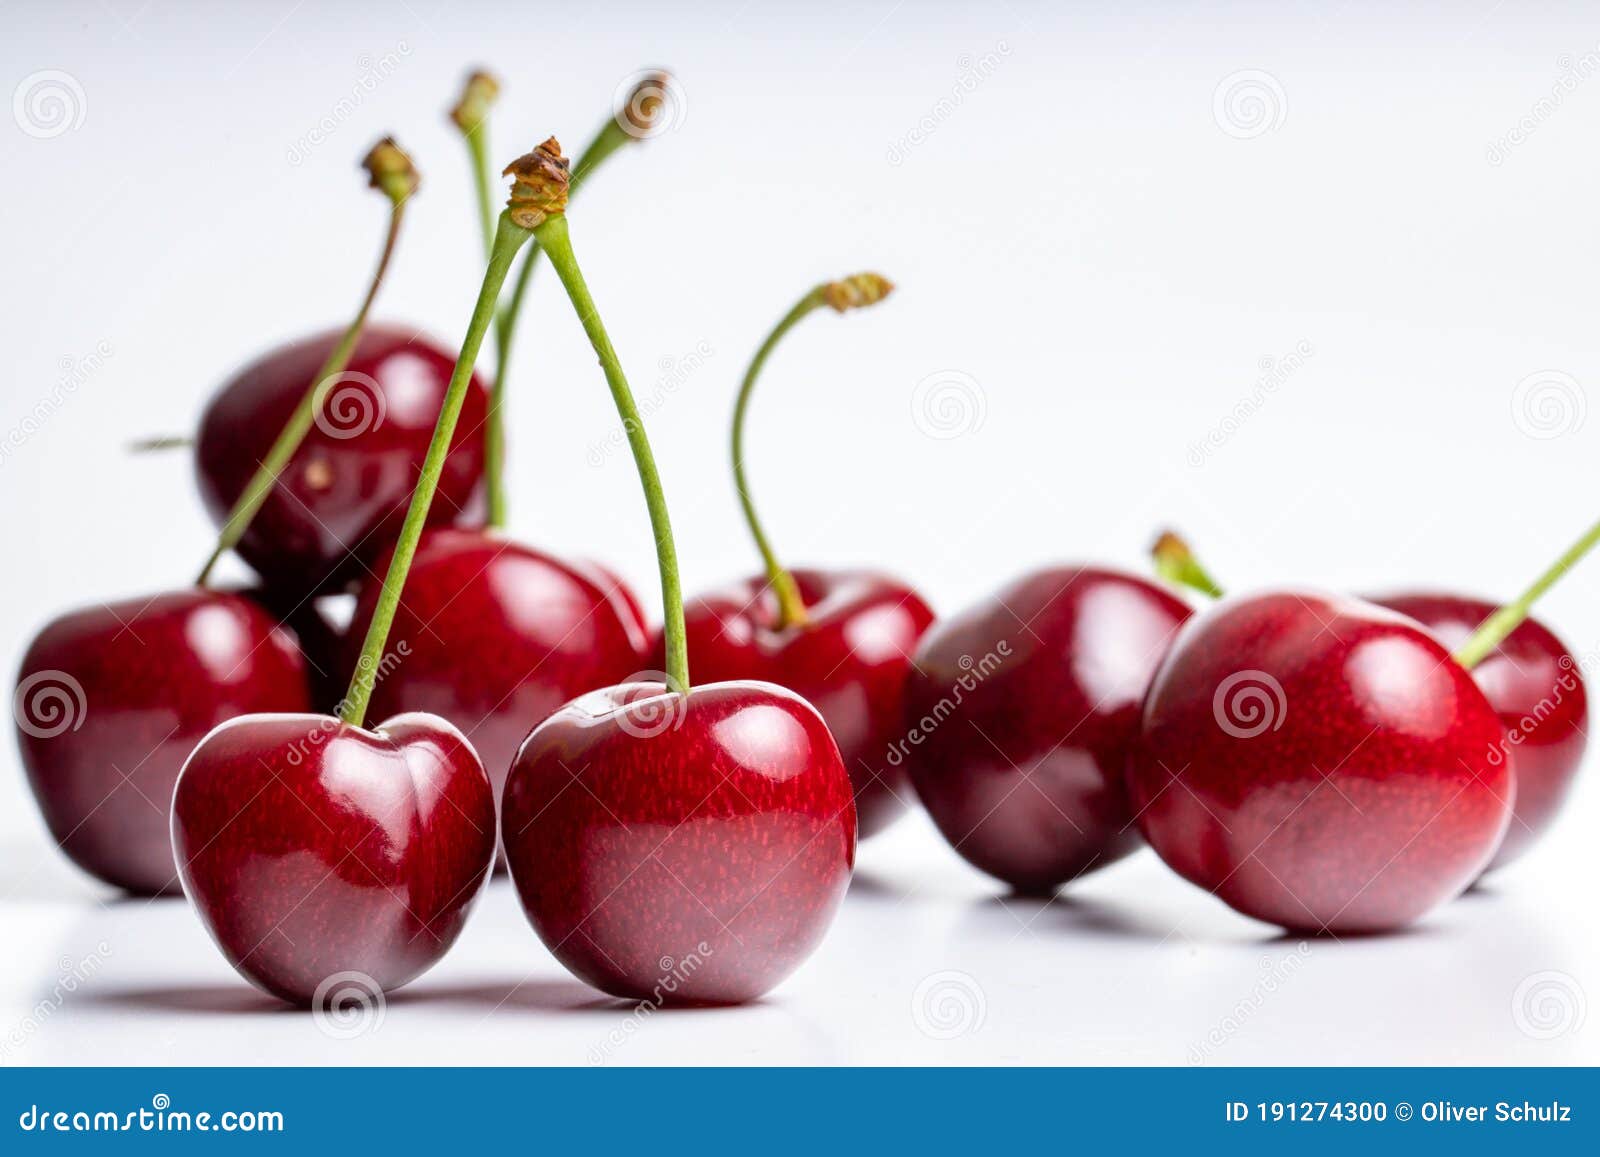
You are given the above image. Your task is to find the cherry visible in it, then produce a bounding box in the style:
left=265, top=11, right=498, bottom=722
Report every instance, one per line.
left=343, top=528, right=644, bottom=814
left=503, top=681, right=854, bottom=1003
left=14, top=591, right=312, bottom=896
left=193, top=322, right=489, bottom=597
left=902, top=567, right=1191, bottom=893
left=1151, top=531, right=1589, bottom=877
left=1369, top=592, right=1586, bottom=871
left=174, top=139, right=528, bottom=1004
left=173, top=713, right=493, bottom=1003
left=499, top=139, right=856, bottom=1003
left=657, top=274, right=932, bottom=836
left=1125, top=591, right=1512, bottom=932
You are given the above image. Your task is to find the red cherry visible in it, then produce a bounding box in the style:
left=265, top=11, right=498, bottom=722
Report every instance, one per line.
left=659, top=568, right=933, bottom=837
left=14, top=590, right=312, bottom=895
left=1126, top=592, right=1513, bottom=932
left=903, top=567, right=1190, bottom=892
left=344, top=528, right=647, bottom=812
left=502, top=681, right=856, bottom=1004
left=194, top=323, right=490, bottom=596
left=1372, top=592, right=1586, bottom=872
left=575, top=558, right=652, bottom=655
left=172, top=712, right=495, bottom=1004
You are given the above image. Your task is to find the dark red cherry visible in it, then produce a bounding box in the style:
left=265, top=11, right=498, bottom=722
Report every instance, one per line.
left=1126, top=591, right=1513, bottom=932
left=502, top=681, right=856, bottom=1004
left=14, top=590, right=312, bottom=896
left=194, top=323, right=489, bottom=597
left=344, top=529, right=646, bottom=806
left=658, top=568, right=933, bottom=837
left=902, top=567, right=1190, bottom=893
left=1372, top=592, right=1586, bottom=872
left=576, top=559, right=652, bottom=657
left=172, top=711, right=495, bottom=1004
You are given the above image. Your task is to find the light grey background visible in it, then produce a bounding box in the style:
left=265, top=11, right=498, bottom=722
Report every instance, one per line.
left=1, top=0, right=1596, bottom=1064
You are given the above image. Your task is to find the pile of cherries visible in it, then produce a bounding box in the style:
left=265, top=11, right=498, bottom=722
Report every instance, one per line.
left=12, top=70, right=1592, bottom=1010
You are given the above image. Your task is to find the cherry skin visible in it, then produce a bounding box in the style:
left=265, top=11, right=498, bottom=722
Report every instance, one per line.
left=344, top=528, right=648, bottom=811
left=14, top=590, right=312, bottom=896
left=172, top=711, right=495, bottom=1004
left=902, top=567, right=1191, bottom=893
left=1372, top=592, right=1586, bottom=872
left=194, top=323, right=490, bottom=597
left=1126, top=591, right=1513, bottom=932
left=656, top=569, right=934, bottom=837
left=502, top=680, right=856, bottom=1004
left=577, top=559, right=652, bottom=657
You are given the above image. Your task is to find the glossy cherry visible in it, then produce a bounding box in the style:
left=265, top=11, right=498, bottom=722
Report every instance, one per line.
left=14, top=590, right=312, bottom=895
left=344, top=528, right=646, bottom=809
left=194, top=322, right=490, bottom=597
left=500, top=140, right=857, bottom=1003
left=173, top=712, right=495, bottom=1003
left=660, top=569, right=932, bottom=836
left=1372, top=592, right=1586, bottom=872
left=503, top=681, right=855, bottom=1003
left=1126, top=591, right=1513, bottom=932
left=903, top=567, right=1191, bottom=893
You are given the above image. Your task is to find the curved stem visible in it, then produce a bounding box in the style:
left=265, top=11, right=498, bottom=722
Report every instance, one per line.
left=733, top=287, right=832, bottom=627
left=1455, top=516, right=1600, bottom=669
left=1151, top=530, right=1225, bottom=600
left=532, top=213, right=688, bottom=693
left=196, top=199, right=407, bottom=587
left=340, top=215, right=532, bottom=726
left=486, top=120, right=640, bottom=530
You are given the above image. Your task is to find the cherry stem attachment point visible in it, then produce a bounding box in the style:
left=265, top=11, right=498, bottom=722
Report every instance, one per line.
left=514, top=137, right=689, bottom=693
left=1151, top=529, right=1225, bottom=600
left=340, top=210, right=532, bottom=727
left=1454, top=515, right=1600, bottom=670
left=486, top=71, right=672, bottom=530
left=733, top=274, right=895, bottom=628
left=196, top=139, right=418, bottom=589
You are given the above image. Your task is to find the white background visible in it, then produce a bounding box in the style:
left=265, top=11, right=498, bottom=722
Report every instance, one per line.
left=1, top=0, right=1596, bottom=1065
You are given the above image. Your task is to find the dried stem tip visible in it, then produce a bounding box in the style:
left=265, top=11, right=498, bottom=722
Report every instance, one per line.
left=620, top=70, right=673, bottom=136
left=363, top=136, right=419, bottom=202
left=502, top=137, right=570, bottom=228
left=821, top=273, right=895, bottom=312
left=449, top=69, right=500, bottom=131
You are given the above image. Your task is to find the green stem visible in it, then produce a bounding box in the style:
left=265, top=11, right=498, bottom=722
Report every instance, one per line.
left=1454, top=515, right=1600, bottom=669
left=340, top=214, right=532, bottom=726
left=733, top=287, right=833, bottom=627
left=196, top=199, right=407, bottom=587
left=486, top=120, right=640, bottom=529
left=532, top=213, right=688, bottom=693
left=1151, top=530, right=1225, bottom=600
left=465, top=127, right=495, bottom=259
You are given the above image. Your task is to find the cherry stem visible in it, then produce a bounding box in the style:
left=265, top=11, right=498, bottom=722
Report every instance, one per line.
left=197, top=144, right=417, bottom=588
left=533, top=210, right=688, bottom=693
left=450, top=70, right=500, bottom=260
left=340, top=213, right=533, bottom=726
left=486, top=100, right=654, bottom=529
left=1151, top=530, right=1225, bottom=600
left=733, top=274, right=896, bottom=628
left=129, top=435, right=191, bottom=453
left=1454, top=516, right=1600, bottom=669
